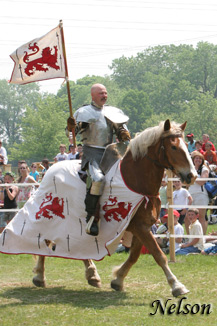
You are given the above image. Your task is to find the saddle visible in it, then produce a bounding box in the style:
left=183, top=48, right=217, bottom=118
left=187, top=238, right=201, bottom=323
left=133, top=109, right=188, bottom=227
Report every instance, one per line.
left=78, top=142, right=128, bottom=183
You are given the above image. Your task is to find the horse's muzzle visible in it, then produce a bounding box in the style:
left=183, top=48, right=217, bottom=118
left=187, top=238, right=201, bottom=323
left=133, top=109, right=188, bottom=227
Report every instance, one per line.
left=179, top=172, right=197, bottom=185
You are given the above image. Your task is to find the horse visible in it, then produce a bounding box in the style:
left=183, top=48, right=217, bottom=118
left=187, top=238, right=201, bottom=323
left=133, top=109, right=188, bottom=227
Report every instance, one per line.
left=0, top=119, right=197, bottom=296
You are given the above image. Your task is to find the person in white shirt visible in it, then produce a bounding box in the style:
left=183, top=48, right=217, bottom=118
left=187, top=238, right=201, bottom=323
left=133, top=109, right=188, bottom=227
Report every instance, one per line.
left=67, top=144, right=78, bottom=160
left=173, top=180, right=192, bottom=225
left=0, top=139, right=8, bottom=165
left=54, top=144, right=68, bottom=163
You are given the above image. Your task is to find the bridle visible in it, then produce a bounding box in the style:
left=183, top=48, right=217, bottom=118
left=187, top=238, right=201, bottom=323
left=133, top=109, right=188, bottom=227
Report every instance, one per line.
left=145, top=134, right=183, bottom=171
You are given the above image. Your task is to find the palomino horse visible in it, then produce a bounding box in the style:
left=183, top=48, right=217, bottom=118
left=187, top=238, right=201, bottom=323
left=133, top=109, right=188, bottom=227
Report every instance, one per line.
left=31, top=119, right=197, bottom=297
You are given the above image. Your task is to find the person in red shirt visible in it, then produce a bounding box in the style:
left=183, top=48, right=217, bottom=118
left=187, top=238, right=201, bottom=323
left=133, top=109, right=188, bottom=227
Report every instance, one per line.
left=204, top=142, right=217, bottom=165
left=195, top=140, right=205, bottom=155
left=202, top=134, right=216, bottom=152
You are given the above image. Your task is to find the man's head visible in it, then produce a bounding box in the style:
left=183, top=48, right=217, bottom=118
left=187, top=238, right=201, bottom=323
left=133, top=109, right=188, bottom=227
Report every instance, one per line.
left=202, top=134, right=209, bottom=143
left=0, top=139, right=2, bottom=148
left=77, top=144, right=83, bottom=153
left=42, top=159, right=49, bottom=169
left=4, top=172, right=15, bottom=184
left=69, top=144, right=76, bottom=154
left=91, top=84, right=107, bottom=107
left=205, top=141, right=212, bottom=151
left=59, top=144, right=66, bottom=154
left=173, top=179, right=182, bottom=190
left=187, top=208, right=199, bottom=224
left=186, top=133, right=194, bottom=143
left=195, top=140, right=202, bottom=150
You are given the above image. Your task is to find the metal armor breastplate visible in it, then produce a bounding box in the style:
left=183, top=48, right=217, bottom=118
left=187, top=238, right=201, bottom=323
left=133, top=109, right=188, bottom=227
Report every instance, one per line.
left=82, top=114, right=113, bottom=147
left=74, top=105, right=112, bottom=147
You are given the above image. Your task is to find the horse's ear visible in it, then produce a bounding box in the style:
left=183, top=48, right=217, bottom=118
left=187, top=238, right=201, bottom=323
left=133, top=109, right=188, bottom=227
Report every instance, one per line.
left=180, top=121, right=187, bottom=131
left=164, top=119, right=171, bottom=131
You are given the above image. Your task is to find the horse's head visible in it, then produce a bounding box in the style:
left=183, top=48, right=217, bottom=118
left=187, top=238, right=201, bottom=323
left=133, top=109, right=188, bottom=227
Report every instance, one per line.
left=159, top=120, right=197, bottom=184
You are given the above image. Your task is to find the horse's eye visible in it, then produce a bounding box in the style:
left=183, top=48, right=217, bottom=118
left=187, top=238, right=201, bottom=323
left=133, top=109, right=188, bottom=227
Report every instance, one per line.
left=171, top=146, right=177, bottom=150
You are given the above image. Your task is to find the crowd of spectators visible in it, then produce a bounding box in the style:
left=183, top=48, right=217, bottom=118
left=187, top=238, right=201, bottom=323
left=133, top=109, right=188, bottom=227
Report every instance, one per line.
left=155, top=132, right=217, bottom=256
left=118, top=132, right=217, bottom=256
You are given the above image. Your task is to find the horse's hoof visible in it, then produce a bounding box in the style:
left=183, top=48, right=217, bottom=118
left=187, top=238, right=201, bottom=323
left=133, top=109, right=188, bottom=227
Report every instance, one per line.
left=172, top=286, right=189, bottom=297
left=111, top=280, right=123, bottom=291
left=32, top=277, right=46, bottom=288
left=88, top=279, right=102, bottom=288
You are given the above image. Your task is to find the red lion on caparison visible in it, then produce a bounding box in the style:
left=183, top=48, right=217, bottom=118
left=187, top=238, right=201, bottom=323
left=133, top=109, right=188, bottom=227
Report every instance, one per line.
left=102, top=196, right=132, bottom=222
left=23, top=42, right=60, bottom=76
left=35, top=193, right=65, bottom=220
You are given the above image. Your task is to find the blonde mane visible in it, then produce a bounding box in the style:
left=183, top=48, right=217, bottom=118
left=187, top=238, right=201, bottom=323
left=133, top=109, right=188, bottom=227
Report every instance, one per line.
left=128, top=121, right=184, bottom=159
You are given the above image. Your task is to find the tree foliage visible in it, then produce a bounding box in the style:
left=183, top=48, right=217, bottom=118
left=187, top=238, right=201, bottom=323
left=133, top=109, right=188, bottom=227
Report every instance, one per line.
left=0, top=80, right=40, bottom=145
left=9, top=96, right=68, bottom=163
left=2, top=41, right=217, bottom=165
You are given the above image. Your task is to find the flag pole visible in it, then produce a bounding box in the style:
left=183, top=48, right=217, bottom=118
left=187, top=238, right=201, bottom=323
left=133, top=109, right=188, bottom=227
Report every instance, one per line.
left=59, top=20, right=76, bottom=146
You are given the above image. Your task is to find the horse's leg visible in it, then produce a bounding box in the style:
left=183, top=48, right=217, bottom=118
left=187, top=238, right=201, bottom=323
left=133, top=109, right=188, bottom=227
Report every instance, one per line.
left=83, top=259, right=102, bottom=288
left=111, top=235, right=142, bottom=291
left=32, top=255, right=46, bottom=287
left=135, top=227, right=189, bottom=297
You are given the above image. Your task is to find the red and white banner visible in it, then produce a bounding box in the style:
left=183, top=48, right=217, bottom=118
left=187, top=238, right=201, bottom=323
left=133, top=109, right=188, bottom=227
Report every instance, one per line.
left=9, top=25, right=66, bottom=85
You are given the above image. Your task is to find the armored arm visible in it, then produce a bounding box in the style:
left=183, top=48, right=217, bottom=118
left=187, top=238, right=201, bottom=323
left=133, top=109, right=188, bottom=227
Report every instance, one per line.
left=114, top=123, right=131, bottom=142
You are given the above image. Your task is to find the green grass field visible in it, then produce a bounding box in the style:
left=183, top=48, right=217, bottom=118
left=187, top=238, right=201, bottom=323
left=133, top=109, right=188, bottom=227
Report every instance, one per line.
left=0, top=247, right=217, bottom=326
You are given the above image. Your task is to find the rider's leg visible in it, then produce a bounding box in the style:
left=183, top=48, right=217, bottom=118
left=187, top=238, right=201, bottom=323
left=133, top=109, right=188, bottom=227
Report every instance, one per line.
left=85, top=162, right=105, bottom=236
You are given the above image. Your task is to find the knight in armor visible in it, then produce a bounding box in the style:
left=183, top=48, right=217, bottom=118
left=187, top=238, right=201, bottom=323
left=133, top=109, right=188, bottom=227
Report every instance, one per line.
left=67, top=84, right=130, bottom=236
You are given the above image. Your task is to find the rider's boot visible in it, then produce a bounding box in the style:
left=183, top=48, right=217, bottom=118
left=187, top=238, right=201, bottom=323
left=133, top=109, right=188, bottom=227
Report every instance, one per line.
left=85, top=191, right=100, bottom=236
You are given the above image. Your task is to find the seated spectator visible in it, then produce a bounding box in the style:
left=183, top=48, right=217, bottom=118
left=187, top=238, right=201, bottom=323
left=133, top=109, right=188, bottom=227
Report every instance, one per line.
left=0, top=172, right=18, bottom=232
left=156, top=210, right=184, bottom=254
left=201, top=231, right=217, bottom=255
left=54, top=144, right=68, bottom=162
left=186, top=133, right=196, bottom=153
left=67, top=144, right=78, bottom=160
left=41, top=159, right=50, bottom=179
left=173, top=179, right=192, bottom=225
left=76, top=143, right=83, bottom=159
left=0, top=139, right=8, bottom=165
left=194, top=140, right=205, bottom=156
left=204, top=141, right=217, bottom=165
left=17, top=162, right=39, bottom=208
left=202, top=134, right=215, bottom=152
left=29, top=163, right=40, bottom=182
left=176, top=208, right=204, bottom=255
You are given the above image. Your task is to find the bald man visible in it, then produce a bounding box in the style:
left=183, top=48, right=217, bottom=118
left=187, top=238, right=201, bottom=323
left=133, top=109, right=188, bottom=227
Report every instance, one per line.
left=67, top=84, right=130, bottom=236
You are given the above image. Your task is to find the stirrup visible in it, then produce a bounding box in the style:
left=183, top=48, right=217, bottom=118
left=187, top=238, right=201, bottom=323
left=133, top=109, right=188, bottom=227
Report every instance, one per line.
left=86, top=216, right=99, bottom=236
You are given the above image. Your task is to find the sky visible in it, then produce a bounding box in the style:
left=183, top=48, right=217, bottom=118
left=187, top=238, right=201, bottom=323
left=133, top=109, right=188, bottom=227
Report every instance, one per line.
left=2, top=0, right=217, bottom=94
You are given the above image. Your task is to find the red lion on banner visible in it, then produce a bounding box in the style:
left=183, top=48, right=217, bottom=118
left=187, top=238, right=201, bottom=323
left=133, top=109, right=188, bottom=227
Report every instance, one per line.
left=23, top=42, right=60, bottom=76
left=102, top=195, right=132, bottom=222
left=35, top=193, right=65, bottom=220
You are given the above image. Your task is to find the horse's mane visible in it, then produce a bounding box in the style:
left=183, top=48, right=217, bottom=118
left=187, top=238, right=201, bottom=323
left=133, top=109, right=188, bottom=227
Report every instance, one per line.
left=128, top=121, right=184, bottom=159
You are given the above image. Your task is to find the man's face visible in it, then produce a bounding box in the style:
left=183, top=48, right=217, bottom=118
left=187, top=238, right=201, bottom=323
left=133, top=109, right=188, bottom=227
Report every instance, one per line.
left=92, top=86, right=107, bottom=107
left=203, top=135, right=209, bottom=142
left=70, top=146, right=76, bottom=154
left=188, top=211, right=198, bottom=224
left=205, top=143, right=211, bottom=151
left=60, top=146, right=65, bottom=154
left=4, top=175, right=13, bottom=183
